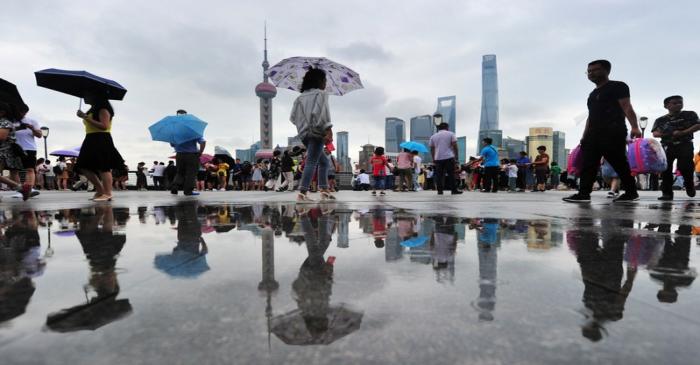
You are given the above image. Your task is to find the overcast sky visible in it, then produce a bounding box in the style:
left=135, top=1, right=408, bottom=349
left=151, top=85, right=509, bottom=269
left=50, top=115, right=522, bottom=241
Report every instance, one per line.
left=2, top=0, right=699, bottom=164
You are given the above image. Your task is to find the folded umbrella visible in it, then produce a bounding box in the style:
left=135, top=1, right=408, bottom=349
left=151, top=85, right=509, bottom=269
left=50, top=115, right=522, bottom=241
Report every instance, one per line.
left=399, top=141, right=429, bottom=154
left=35, top=68, right=127, bottom=100
left=267, top=57, right=363, bottom=96
left=149, top=114, right=207, bottom=145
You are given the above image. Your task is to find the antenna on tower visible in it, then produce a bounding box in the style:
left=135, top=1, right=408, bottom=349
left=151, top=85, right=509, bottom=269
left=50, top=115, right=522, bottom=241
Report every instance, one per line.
left=262, top=21, right=270, bottom=82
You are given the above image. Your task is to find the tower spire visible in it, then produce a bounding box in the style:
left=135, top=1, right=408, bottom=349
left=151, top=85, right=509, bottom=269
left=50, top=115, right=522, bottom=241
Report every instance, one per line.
left=262, top=22, right=270, bottom=82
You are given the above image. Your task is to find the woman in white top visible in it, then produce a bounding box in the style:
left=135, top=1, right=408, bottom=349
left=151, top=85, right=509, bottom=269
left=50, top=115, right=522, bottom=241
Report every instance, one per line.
left=290, top=68, right=334, bottom=202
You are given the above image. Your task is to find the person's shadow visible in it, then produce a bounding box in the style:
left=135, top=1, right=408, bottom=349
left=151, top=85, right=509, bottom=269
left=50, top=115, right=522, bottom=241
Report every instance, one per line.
left=570, top=218, right=636, bottom=342
left=46, top=206, right=131, bottom=332
left=648, top=224, right=696, bottom=303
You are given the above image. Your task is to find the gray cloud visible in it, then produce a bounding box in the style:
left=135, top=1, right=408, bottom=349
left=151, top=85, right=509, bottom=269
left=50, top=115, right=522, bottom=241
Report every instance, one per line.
left=327, top=42, right=392, bottom=63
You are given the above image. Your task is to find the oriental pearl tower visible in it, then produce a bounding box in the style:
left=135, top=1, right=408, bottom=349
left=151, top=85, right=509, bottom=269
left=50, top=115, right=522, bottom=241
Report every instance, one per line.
left=255, top=27, right=277, bottom=149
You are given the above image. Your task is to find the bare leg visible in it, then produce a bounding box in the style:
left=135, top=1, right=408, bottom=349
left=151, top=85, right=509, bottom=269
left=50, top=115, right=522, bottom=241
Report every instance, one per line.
left=100, top=171, right=113, bottom=196
left=81, top=170, right=104, bottom=196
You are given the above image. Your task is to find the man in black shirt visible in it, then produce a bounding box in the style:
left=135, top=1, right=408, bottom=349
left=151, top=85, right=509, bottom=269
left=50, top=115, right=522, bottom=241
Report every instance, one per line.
left=652, top=95, right=700, bottom=200
left=564, top=60, right=642, bottom=203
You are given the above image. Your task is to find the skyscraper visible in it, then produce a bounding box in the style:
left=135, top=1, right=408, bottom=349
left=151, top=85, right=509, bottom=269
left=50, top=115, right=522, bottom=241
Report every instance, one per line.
left=409, top=115, right=434, bottom=163
left=478, top=55, right=500, bottom=153
left=552, top=131, right=566, bottom=166
left=435, top=96, right=457, bottom=133
left=503, top=137, right=526, bottom=160
left=336, top=131, right=350, bottom=172
left=527, top=127, right=553, bottom=161
left=385, top=117, right=406, bottom=153
left=457, top=136, right=467, bottom=163
left=255, top=27, right=277, bottom=149
left=359, top=144, right=376, bottom=171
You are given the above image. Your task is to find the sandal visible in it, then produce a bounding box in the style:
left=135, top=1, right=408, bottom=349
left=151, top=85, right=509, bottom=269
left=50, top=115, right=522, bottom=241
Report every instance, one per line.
left=320, top=191, right=336, bottom=201
left=93, top=195, right=112, bottom=202
left=296, top=193, right=316, bottom=203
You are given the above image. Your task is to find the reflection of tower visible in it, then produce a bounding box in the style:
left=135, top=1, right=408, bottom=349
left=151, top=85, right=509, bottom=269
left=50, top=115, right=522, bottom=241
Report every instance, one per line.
left=475, top=242, right=498, bottom=321
left=336, top=211, right=351, bottom=248
left=257, top=227, right=279, bottom=347
left=255, top=27, right=277, bottom=149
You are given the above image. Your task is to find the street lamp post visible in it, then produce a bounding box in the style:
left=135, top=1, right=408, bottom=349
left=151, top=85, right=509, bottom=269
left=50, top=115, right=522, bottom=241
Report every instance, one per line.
left=639, top=116, right=648, bottom=138
left=432, top=113, right=443, bottom=129
left=40, top=127, right=49, bottom=160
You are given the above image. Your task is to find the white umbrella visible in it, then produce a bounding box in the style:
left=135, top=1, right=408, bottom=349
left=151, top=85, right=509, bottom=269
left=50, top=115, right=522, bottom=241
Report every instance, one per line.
left=267, top=57, right=363, bottom=96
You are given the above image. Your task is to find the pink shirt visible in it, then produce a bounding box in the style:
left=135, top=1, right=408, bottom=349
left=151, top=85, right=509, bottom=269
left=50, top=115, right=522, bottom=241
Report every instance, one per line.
left=397, top=152, right=413, bottom=169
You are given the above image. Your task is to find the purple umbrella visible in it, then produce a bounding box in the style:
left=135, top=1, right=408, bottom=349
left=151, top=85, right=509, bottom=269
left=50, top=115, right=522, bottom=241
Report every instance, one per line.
left=50, top=147, right=80, bottom=158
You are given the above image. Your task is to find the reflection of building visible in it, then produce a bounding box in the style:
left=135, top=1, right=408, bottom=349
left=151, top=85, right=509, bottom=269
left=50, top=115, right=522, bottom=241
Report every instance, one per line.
left=385, top=118, right=406, bottom=153
left=435, top=96, right=457, bottom=133
left=478, top=55, right=499, bottom=153
left=503, top=137, right=526, bottom=160
left=358, top=144, right=375, bottom=171
left=410, top=115, right=434, bottom=163
left=552, top=131, right=567, bottom=167
left=526, top=220, right=552, bottom=249
left=336, top=131, right=351, bottom=172
left=475, top=242, right=497, bottom=321
left=457, top=136, right=467, bottom=163
left=255, top=31, right=277, bottom=149
left=336, top=211, right=351, bottom=248
left=385, top=225, right=403, bottom=261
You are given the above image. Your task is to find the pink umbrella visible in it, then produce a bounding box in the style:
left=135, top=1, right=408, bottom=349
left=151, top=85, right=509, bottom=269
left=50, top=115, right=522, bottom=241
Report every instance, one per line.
left=169, top=153, right=213, bottom=164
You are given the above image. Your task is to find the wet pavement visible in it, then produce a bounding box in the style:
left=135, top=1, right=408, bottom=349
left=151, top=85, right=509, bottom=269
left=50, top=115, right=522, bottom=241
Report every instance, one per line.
left=1, top=192, right=699, bottom=364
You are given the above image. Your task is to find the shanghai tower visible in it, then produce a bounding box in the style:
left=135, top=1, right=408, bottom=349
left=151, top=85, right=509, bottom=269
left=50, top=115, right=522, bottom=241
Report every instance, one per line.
left=478, top=54, right=501, bottom=152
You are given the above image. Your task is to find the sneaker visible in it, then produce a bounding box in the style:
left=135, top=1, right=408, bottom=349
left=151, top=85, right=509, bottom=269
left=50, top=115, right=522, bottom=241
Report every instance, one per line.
left=30, top=189, right=40, bottom=198
left=563, top=193, right=591, bottom=203
left=184, top=191, right=200, bottom=196
left=686, top=184, right=696, bottom=198
left=170, top=189, right=178, bottom=195
left=371, top=191, right=377, bottom=196
left=380, top=191, right=386, bottom=196
left=607, top=191, right=619, bottom=199
left=657, top=195, right=673, bottom=201
left=613, top=192, right=639, bottom=202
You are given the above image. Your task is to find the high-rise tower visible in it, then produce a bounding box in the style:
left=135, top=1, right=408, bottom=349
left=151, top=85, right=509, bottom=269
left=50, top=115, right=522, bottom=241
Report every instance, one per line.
left=435, top=96, right=456, bottom=133
left=479, top=55, right=499, bottom=131
left=255, top=26, right=277, bottom=149
left=384, top=117, right=405, bottom=153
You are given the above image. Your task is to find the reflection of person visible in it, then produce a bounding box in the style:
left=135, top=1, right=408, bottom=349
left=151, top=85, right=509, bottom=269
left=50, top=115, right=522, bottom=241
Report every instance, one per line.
left=648, top=225, right=696, bottom=303
left=47, top=206, right=132, bottom=332
left=430, top=216, right=458, bottom=282
left=0, top=211, right=44, bottom=324
left=571, top=219, right=636, bottom=342
left=294, top=209, right=334, bottom=337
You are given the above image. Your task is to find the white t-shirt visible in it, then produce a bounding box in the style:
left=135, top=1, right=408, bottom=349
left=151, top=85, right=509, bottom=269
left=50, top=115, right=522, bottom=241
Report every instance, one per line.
left=44, top=164, right=55, bottom=177
left=413, top=156, right=422, bottom=174
left=14, top=117, right=40, bottom=151
left=358, top=173, right=370, bottom=184
left=508, top=165, right=518, bottom=178
left=153, top=164, right=166, bottom=177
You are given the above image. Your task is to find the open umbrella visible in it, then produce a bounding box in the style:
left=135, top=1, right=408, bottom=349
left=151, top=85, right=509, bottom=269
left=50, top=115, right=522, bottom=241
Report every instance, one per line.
left=154, top=250, right=210, bottom=278
left=45, top=295, right=132, bottom=332
left=214, top=146, right=235, bottom=166
left=35, top=69, right=127, bottom=100
left=0, top=78, right=26, bottom=119
left=50, top=147, right=81, bottom=158
left=149, top=114, right=207, bottom=145
left=267, top=57, right=363, bottom=96
left=271, top=304, right=363, bottom=345
left=169, top=153, right=213, bottom=164
left=400, top=141, right=429, bottom=154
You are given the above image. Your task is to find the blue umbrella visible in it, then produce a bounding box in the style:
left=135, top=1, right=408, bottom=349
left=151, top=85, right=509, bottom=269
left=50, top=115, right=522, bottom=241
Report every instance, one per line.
left=35, top=69, right=127, bottom=100
left=154, top=250, right=210, bottom=278
left=400, top=141, right=429, bottom=154
left=401, top=235, right=429, bottom=248
left=149, top=114, right=207, bottom=145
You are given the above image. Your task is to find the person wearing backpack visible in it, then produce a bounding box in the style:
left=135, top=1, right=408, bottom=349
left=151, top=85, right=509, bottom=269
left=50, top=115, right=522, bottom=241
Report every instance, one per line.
left=652, top=95, right=700, bottom=200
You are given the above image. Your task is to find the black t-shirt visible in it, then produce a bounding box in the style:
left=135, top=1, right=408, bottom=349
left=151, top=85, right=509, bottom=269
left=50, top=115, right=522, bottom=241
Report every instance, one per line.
left=587, top=81, right=630, bottom=132
left=651, top=111, right=699, bottom=146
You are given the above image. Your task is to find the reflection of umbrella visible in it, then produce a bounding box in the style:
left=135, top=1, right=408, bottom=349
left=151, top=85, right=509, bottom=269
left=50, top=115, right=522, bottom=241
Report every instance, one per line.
left=54, top=230, right=76, bottom=237
left=35, top=69, right=127, bottom=100
left=267, top=57, right=363, bottom=96
left=401, top=235, right=429, bottom=248
left=46, top=296, right=132, bottom=332
left=0, top=78, right=26, bottom=115
left=214, top=225, right=236, bottom=233
left=149, top=114, right=207, bottom=145
left=214, top=146, right=235, bottom=166
left=271, top=305, right=363, bottom=345
left=154, top=250, right=210, bottom=278
left=399, top=141, right=429, bottom=154
left=50, top=147, right=81, bottom=158
left=201, top=226, right=215, bottom=234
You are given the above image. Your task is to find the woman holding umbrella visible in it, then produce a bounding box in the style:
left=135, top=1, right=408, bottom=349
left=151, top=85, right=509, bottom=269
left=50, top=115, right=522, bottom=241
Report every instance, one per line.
left=75, top=94, right=124, bottom=202
left=290, top=69, right=334, bottom=202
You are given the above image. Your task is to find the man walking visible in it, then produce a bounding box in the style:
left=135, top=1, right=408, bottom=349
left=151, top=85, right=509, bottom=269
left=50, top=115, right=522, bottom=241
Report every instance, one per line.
left=428, top=122, right=462, bottom=195
left=170, top=109, right=206, bottom=196
left=564, top=59, right=641, bottom=203
left=652, top=95, right=699, bottom=200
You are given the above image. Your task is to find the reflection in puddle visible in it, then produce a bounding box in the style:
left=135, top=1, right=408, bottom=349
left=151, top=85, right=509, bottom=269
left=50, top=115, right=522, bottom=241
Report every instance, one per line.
left=0, top=203, right=698, bottom=350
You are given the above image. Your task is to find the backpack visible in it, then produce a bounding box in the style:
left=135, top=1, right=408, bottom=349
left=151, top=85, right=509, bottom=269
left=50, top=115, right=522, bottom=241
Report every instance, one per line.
left=53, top=165, right=63, bottom=175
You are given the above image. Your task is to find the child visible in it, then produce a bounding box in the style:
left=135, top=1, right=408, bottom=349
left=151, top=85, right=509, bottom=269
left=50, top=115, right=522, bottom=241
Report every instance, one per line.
left=251, top=161, right=263, bottom=191
left=370, top=147, right=388, bottom=195
left=507, top=159, right=518, bottom=192
left=217, top=159, right=229, bottom=191
left=357, top=169, right=370, bottom=191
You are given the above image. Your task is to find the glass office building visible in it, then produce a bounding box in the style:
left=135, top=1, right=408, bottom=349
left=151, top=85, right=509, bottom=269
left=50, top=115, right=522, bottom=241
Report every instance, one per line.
left=552, top=131, right=566, bottom=167
left=410, top=115, right=434, bottom=163
left=385, top=118, right=406, bottom=153
left=336, top=131, right=350, bottom=172
left=457, top=136, right=467, bottom=163
left=479, top=55, right=499, bottom=132
left=435, top=96, right=457, bottom=133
